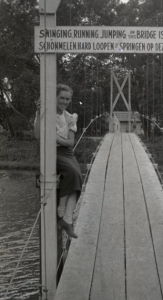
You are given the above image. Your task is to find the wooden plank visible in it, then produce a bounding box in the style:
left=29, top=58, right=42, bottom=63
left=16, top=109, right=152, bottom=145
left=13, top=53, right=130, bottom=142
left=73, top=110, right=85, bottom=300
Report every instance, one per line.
left=130, top=133, right=163, bottom=291
left=55, top=132, right=163, bottom=300
left=122, top=133, right=162, bottom=300
left=90, top=133, right=126, bottom=300
left=54, top=134, right=114, bottom=300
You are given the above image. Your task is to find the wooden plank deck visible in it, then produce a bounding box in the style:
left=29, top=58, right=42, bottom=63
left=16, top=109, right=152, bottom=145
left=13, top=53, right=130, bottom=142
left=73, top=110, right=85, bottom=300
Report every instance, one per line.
left=54, top=133, right=163, bottom=300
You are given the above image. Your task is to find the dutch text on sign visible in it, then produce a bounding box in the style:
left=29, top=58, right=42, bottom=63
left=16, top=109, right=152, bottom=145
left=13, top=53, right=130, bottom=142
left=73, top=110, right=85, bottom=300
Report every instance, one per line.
left=34, top=26, right=163, bottom=54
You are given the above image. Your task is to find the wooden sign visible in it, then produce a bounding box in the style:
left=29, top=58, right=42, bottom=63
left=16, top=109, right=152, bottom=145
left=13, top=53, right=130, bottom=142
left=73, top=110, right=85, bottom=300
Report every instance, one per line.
left=34, top=26, right=163, bottom=53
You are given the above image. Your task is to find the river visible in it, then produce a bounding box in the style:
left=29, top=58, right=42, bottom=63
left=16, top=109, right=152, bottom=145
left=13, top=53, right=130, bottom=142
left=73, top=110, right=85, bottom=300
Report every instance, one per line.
left=0, top=170, right=40, bottom=300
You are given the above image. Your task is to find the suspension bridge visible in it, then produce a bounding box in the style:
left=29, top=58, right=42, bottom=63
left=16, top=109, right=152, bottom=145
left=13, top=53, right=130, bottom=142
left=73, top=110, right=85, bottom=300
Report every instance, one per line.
left=5, top=0, right=159, bottom=299
left=55, top=132, right=163, bottom=300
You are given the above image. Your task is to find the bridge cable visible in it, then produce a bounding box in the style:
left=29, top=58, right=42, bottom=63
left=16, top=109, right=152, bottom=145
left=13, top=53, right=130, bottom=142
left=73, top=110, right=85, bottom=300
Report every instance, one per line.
left=146, top=57, right=149, bottom=141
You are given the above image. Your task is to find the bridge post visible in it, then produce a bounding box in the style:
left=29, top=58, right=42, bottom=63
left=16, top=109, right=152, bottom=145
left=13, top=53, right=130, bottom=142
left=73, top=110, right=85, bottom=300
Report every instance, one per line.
left=110, top=70, right=132, bottom=133
left=39, top=1, right=61, bottom=299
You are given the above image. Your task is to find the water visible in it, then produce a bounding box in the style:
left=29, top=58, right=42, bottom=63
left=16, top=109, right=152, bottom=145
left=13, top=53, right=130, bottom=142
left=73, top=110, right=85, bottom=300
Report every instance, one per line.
left=0, top=170, right=40, bottom=300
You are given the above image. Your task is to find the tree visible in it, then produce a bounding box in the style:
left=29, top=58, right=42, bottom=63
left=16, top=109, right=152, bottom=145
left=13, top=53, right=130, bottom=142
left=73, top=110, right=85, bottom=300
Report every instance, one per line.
left=1, top=0, right=163, bottom=136
left=0, top=0, right=39, bottom=134
left=56, top=0, right=163, bottom=131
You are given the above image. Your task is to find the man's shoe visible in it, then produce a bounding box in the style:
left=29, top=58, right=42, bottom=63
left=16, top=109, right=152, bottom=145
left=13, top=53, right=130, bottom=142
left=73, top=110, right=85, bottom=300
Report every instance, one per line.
left=59, top=219, right=78, bottom=239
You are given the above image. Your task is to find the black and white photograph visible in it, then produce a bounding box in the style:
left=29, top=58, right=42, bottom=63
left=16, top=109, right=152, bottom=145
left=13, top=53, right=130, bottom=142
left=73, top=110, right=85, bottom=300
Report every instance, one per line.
left=0, top=0, right=163, bottom=299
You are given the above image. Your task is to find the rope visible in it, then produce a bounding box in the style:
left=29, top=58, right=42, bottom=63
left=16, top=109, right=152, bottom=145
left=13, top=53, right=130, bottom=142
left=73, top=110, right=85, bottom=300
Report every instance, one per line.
left=146, top=58, right=149, bottom=140
left=56, top=236, right=70, bottom=274
left=152, top=58, right=155, bottom=142
left=4, top=208, right=41, bottom=298
left=141, top=113, right=163, bottom=130
left=73, top=114, right=103, bottom=152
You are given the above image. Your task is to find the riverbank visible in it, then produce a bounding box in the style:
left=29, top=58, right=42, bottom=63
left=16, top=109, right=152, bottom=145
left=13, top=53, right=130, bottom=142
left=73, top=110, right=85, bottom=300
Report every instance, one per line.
left=1, top=132, right=162, bottom=178
left=1, top=131, right=162, bottom=180
left=0, top=134, right=102, bottom=171
left=0, top=134, right=39, bottom=170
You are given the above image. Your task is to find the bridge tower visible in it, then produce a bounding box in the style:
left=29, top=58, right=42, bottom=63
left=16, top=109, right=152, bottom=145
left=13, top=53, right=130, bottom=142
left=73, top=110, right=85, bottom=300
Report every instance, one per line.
left=109, top=70, right=131, bottom=132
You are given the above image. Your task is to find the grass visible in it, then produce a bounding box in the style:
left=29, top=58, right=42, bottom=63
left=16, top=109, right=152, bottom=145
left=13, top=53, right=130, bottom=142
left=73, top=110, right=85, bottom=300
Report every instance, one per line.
left=0, top=134, right=39, bottom=166
left=0, top=133, right=102, bottom=173
left=1, top=131, right=162, bottom=176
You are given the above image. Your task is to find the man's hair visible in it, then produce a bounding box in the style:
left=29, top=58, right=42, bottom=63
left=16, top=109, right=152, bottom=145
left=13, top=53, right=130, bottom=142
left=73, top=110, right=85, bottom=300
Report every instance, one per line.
left=57, top=84, right=73, bottom=96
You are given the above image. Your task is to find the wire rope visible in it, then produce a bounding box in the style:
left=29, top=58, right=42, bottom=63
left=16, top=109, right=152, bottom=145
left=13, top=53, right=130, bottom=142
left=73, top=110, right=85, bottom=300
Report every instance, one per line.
left=69, top=0, right=73, bottom=113
left=146, top=57, right=149, bottom=140
left=96, top=61, right=99, bottom=135
left=160, top=10, right=163, bottom=124
left=152, top=57, right=155, bottom=142
left=73, top=114, right=103, bottom=152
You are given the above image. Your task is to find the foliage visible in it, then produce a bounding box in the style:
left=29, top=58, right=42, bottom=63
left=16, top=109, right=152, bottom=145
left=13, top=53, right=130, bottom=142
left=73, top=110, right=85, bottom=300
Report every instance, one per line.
left=0, top=0, right=39, bottom=135
left=57, top=0, right=163, bottom=131
left=0, top=0, right=163, bottom=136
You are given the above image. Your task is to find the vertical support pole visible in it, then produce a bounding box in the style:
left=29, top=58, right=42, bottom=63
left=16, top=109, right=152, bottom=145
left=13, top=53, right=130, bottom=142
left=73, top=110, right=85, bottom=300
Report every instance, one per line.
left=39, top=1, right=60, bottom=299
left=128, top=71, right=131, bottom=132
left=146, top=58, right=149, bottom=140
left=110, top=70, right=113, bottom=132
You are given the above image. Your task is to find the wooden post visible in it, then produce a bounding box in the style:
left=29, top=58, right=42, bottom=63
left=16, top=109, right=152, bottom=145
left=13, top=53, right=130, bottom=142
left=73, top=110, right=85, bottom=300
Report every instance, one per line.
left=39, top=1, right=61, bottom=299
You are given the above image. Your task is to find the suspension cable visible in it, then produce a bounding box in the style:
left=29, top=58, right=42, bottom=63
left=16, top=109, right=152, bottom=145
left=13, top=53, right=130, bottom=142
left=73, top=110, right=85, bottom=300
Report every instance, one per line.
left=73, top=114, right=103, bottom=152
left=146, top=57, right=149, bottom=140
left=152, top=57, right=155, bottom=142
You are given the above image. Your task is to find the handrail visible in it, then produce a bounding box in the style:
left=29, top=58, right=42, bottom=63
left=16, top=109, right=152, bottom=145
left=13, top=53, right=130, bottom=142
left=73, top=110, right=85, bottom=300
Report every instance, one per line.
left=73, top=114, right=104, bottom=152
left=141, top=114, right=163, bottom=131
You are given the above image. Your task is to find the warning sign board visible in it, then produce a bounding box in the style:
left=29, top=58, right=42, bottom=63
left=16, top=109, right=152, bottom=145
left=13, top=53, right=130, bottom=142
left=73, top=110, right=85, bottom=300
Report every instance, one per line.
left=34, top=26, right=163, bottom=54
